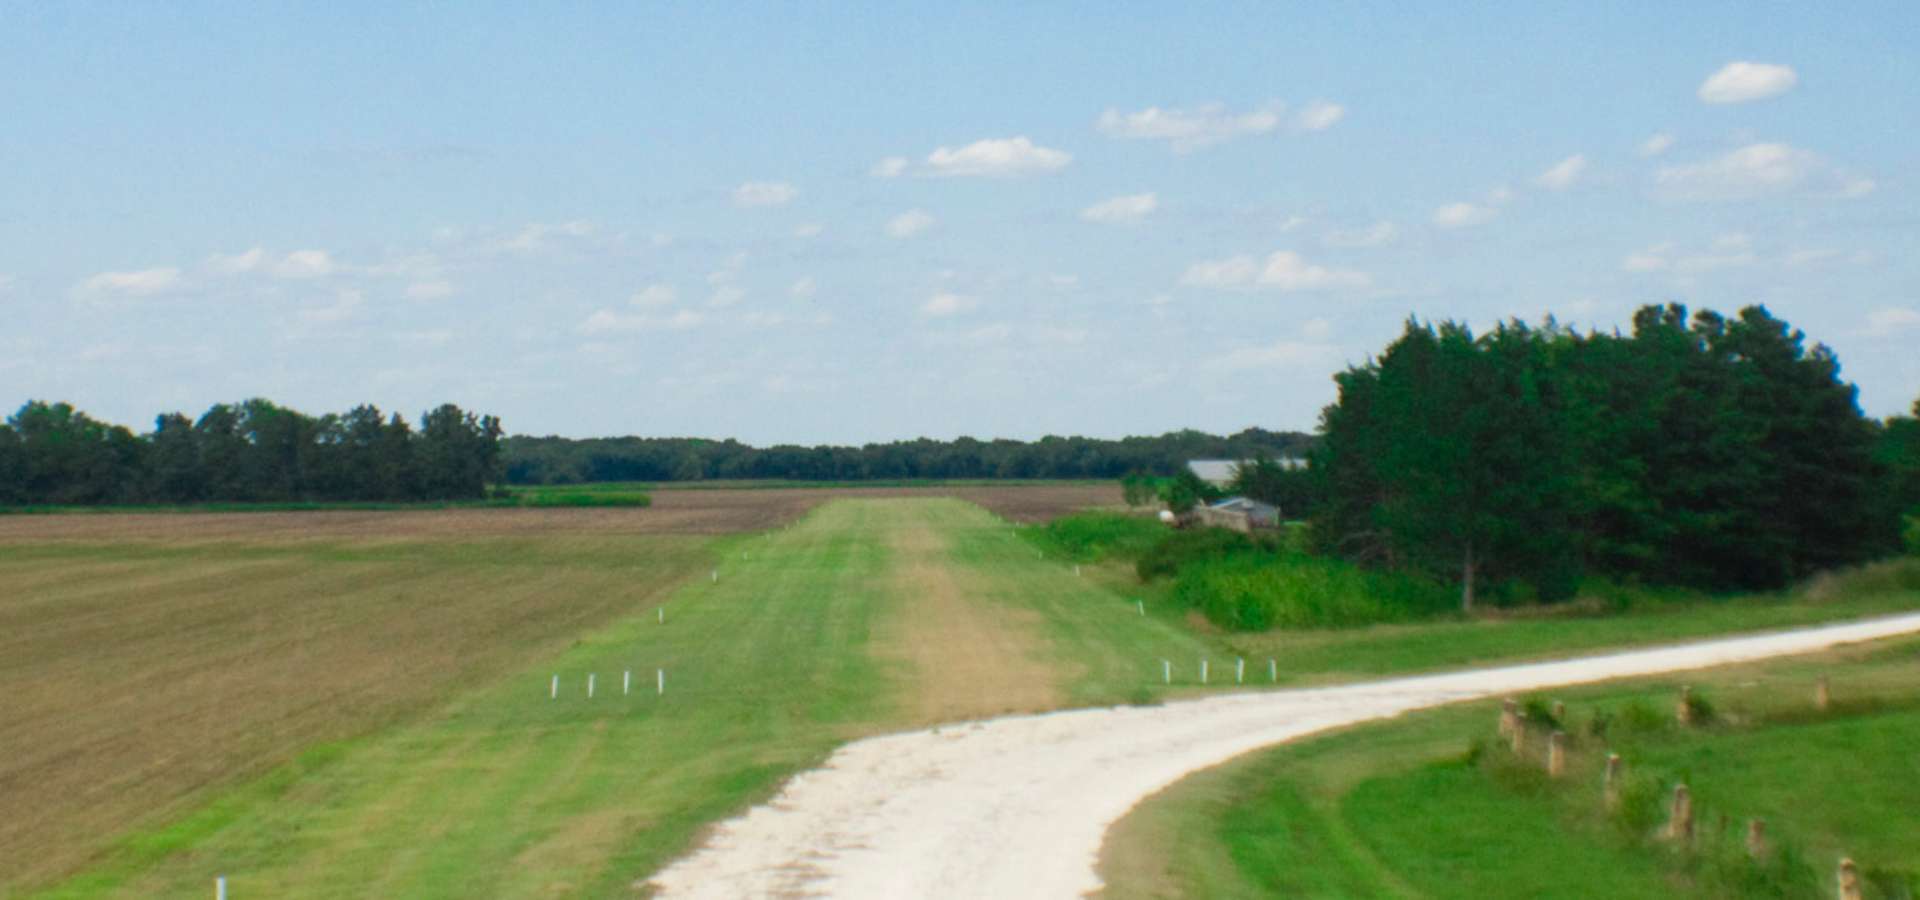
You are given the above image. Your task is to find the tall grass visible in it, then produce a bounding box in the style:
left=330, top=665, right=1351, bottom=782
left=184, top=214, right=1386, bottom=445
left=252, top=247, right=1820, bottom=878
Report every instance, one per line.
left=1171, top=551, right=1456, bottom=630
left=1024, top=511, right=1168, bottom=562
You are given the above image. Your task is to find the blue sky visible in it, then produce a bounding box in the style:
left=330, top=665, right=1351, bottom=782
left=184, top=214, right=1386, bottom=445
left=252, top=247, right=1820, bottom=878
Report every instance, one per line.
left=3, top=2, right=1916, bottom=442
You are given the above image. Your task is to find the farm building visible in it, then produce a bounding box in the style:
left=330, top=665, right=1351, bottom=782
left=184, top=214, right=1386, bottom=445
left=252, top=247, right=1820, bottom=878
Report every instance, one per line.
left=1185, top=457, right=1308, bottom=488
left=1193, top=496, right=1281, bottom=532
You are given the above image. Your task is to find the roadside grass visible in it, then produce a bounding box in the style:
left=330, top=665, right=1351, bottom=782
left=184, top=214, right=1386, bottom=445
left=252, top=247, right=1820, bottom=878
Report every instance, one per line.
left=1101, top=635, right=1920, bottom=900
left=37, top=498, right=1224, bottom=898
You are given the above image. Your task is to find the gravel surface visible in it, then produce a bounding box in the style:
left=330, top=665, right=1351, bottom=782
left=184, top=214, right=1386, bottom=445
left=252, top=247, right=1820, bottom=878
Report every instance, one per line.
left=650, top=612, right=1920, bottom=899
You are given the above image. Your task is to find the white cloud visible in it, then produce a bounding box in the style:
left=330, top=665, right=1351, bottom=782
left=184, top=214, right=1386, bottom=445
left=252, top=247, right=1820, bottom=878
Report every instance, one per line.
left=1654, top=142, right=1869, bottom=201
left=1180, top=250, right=1370, bottom=292
left=869, top=157, right=908, bottom=179
left=1864, top=307, right=1920, bottom=336
left=921, top=292, right=977, bottom=317
left=630, top=284, right=676, bottom=308
left=275, top=249, right=335, bottom=278
left=1698, top=62, right=1798, bottom=104
left=1621, top=235, right=1757, bottom=273
left=923, top=136, right=1071, bottom=177
left=578, top=308, right=704, bottom=334
left=732, top=181, right=798, bottom=208
left=396, top=329, right=453, bottom=347
left=1097, top=102, right=1282, bottom=152
left=793, top=222, right=824, bottom=239
left=1294, top=101, right=1345, bottom=131
left=1622, top=245, right=1673, bottom=272
left=1783, top=248, right=1874, bottom=268
left=1432, top=202, right=1496, bottom=228
left=708, top=285, right=746, bottom=308
left=504, top=220, right=595, bottom=253
left=405, top=280, right=454, bottom=300
left=297, top=289, right=363, bottom=325
left=1322, top=221, right=1398, bottom=248
left=790, top=276, right=817, bottom=299
left=78, top=266, right=183, bottom=296
left=1534, top=154, right=1588, bottom=190
left=1206, top=339, right=1341, bottom=372
left=205, top=247, right=336, bottom=278
left=1179, top=255, right=1260, bottom=288
left=206, top=248, right=267, bottom=275
left=886, top=209, right=936, bottom=238
left=1639, top=133, right=1675, bottom=157
left=1080, top=192, right=1158, bottom=225
left=1301, top=317, right=1334, bottom=341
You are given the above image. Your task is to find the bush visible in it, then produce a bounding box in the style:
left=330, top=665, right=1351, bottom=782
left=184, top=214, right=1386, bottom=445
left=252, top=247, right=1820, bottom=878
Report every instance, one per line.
left=1169, top=551, right=1456, bottom=630
left=1136, top=527, right=1268, bottom=581
left=1905, top=516, right=1920, bottom=556
left=1030, top=512, right=1166, bottom=562
left=515, top=490, right=651, bottom=508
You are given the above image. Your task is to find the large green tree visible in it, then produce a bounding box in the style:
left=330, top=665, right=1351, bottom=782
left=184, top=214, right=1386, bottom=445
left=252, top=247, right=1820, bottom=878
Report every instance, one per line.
left=1312, top=304, right=1898, bottom=603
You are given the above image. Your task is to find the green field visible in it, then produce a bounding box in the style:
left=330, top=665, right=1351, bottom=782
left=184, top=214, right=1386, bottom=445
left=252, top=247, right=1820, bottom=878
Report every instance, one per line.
left=36, top=498, right=1210, bottom=898
left=1101, top=634, right=1920, bottom=899
left=18, top=496, right=1920, bottom=897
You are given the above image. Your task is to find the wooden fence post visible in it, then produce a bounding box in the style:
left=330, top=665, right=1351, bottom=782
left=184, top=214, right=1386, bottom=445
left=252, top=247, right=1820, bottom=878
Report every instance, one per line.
left=1676, top=686, right=1693, bottom=726
left=1838, top=858, right=1863, bottom=900
left=1603, top=753, right=1623, bottom=809
left=1547, top=732, right=1567, bottom=777
left=1551, top=700, right=1566, bottom=722
left=1816, top=676, right=1831, bottom=712
left=1745, top=818, right=1767, bottom=859
left=1510, top=712, right=1527, bottom=754
left=1667, top=784, right=1693, bottom=845
left=1499, top=698, right=1518, bottom=737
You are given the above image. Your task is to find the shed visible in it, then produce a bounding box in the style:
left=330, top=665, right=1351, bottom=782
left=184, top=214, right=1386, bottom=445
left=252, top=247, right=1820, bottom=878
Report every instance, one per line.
left=1194, top=496, right=1281, bottom=532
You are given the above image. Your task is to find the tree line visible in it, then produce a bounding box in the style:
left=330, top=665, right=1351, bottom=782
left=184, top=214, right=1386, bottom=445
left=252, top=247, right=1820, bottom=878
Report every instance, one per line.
left=1310, top=303, right=1917, bottom=606
left=503, top=428, right=1313, bottom=484
left=0, top=399, right=504, bottom=505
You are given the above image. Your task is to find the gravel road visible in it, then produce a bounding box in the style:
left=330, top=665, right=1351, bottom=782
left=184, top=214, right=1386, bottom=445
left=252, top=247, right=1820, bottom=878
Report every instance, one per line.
left=650, top=612, right=1920, bottom=899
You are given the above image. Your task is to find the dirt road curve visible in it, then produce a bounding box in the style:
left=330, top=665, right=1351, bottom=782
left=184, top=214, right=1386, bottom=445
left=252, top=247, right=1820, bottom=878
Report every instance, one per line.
left=650, top=612, right=1920, bottom=899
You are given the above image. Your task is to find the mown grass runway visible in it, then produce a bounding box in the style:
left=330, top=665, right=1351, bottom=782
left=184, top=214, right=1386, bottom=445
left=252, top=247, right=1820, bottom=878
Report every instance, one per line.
left=37, top=498, right=1208, bottom=898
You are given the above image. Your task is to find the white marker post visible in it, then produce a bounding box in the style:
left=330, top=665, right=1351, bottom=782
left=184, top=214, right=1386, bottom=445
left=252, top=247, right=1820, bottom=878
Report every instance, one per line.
left=215, top=876, right=227, bottom=900
left=1162, top=659, right=1172, bottom=684
left=1236, top=658, right=1245, bottom=684
left=657, top=668, right=665, bottom=695
left=659, top=607, right=665, bottom=624
left=1200, top=660, right=1209, bottom=684
left=1137, top=600, right=1145, bottom=616
left=1074, top=565, right=1081, bottom=577
left=551, top=674, right=559, bottom=699
left=587, top=673, right=596, bottom=698
left=624, top=670, right=632, bottom=695
left=711, top=569, right=717, bottom=583
left=1269, top=659, right=1277, bottom=682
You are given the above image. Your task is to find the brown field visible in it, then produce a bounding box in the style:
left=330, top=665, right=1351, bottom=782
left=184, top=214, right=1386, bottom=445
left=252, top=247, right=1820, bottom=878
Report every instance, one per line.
left=0, top=483, right=1113, bottom=891
left=0, top=482, right=1118, bottom=544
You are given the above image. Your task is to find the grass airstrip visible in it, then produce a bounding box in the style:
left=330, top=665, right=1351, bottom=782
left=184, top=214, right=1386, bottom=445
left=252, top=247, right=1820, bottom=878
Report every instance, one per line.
left=3, top=487, right=1916, bottom=897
